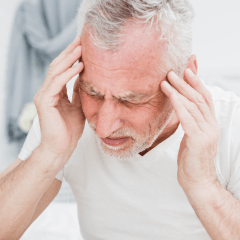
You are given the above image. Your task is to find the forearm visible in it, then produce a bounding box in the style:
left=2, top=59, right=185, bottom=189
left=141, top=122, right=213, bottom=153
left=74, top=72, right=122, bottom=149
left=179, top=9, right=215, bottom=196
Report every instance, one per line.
left=0, top=146, right=66, bottom=240
left=184, top=181, right=240, bottom=240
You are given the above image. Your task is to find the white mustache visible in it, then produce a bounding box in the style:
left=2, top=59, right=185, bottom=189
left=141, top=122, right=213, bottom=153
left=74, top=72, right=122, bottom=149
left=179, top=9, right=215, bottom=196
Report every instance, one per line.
left=88, top=121, right=138, bottom=140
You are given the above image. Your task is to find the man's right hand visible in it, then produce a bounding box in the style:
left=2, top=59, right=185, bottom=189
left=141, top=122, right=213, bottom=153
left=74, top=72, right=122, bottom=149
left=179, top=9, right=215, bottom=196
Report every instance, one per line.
left=0, top=37, right=84, bottom=238
left=34, top=36, right=85, bottom=158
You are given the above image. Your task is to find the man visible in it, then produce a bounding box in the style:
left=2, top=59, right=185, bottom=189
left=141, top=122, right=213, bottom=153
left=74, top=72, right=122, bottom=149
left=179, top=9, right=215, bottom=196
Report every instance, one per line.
left=1, top=0, right=240, bottom=239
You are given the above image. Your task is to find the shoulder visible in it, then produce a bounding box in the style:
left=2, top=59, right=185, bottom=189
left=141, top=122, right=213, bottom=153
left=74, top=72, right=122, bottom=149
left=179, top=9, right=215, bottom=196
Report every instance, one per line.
left=204, top=83, right=240, bottom=127
left=206, top=84, right=240, bottom=104
left=203, top=83, right=240, bottom=192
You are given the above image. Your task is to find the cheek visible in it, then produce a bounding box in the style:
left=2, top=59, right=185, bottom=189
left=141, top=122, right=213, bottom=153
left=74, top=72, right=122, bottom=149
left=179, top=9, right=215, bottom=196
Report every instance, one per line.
left=81, top=94, right=100, bottom=118
left=125, top=106, right=157, bottom=128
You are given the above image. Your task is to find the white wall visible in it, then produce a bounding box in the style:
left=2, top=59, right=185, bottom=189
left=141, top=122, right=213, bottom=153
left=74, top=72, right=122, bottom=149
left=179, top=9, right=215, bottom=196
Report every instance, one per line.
left=190, top=0, right=240, bottom=75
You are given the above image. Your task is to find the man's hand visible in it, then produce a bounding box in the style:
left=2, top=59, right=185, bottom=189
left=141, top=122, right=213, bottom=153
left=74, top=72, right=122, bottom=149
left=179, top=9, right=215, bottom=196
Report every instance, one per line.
left=161, top=69, right=220, bottom=194
left=34, top=36, right=85, bottom=158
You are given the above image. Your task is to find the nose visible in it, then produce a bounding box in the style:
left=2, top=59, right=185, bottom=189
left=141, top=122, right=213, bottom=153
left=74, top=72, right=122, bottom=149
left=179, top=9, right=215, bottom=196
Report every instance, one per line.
left=95, top=100, right=124, bottom=138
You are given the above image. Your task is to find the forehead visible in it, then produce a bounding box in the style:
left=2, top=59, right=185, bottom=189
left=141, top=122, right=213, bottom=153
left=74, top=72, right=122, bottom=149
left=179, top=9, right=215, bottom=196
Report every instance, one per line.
left=80, top=20, right=166, bottom=95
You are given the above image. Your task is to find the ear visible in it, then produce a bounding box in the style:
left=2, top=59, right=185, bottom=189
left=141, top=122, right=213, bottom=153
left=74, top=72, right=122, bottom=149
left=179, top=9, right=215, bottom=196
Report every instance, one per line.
left=183, top=54, right=198, bottom=81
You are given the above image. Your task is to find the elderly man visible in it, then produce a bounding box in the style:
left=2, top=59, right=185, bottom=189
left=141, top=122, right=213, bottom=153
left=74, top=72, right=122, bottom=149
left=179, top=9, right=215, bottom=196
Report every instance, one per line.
left=1, top=0, right=240, bottom=239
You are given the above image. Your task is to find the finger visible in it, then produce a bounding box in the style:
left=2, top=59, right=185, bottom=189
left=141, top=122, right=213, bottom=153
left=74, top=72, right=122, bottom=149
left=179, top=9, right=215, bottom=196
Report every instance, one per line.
left=169, top=92, right=199, bottom=137
left=42, top=46, right=82, bottom=91
left=72, top=76, right=82, bottom=108
left=167, top=71, right=214, bottom=125
left=161, top=81, right=207, bottom=134
left=51, top=46, right=82, bottom=78
left=44, top=62, right=84, bottom=99
left=184, top=68, right=216, bottom=118
left=52, top=36, right=81, bottom=67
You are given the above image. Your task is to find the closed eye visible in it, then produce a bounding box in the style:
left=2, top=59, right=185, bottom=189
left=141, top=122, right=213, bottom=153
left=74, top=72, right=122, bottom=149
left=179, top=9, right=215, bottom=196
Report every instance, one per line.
left=119, top=99, right=148, bottom=108
left=87, top=92, right=104, bottom=99
left=81, top=87, right=148, bottom=107
left=80, top=87, right=103, bottom=98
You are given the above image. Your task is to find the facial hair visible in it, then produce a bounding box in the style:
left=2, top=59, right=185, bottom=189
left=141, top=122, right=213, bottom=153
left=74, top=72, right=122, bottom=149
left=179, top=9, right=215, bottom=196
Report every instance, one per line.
left=88, top=100, right=174, bottom=160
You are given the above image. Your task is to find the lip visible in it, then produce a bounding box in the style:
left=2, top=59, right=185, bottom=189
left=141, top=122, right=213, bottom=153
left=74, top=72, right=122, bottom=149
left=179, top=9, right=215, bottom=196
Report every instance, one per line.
left=101, top=137, right=130, bottom=146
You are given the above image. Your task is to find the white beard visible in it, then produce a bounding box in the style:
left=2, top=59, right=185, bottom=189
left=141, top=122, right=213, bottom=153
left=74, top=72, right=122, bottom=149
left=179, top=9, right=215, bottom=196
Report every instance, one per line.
left=88, top=105, right=174, bottom=160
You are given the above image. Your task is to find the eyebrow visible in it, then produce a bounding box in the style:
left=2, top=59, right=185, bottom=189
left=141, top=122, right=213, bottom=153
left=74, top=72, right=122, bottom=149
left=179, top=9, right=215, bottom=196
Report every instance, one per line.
left=80, top=80, right=150, bottom=101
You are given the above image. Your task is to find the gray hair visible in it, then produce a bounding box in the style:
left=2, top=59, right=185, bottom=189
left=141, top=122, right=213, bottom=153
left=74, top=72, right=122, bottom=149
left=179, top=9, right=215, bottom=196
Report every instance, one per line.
left=77, top=0, right=194, bottom=76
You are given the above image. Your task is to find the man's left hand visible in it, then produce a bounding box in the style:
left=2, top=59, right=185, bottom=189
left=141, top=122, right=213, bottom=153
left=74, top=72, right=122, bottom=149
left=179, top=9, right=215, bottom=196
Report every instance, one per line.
left=161, top=69, right=220, bottom=194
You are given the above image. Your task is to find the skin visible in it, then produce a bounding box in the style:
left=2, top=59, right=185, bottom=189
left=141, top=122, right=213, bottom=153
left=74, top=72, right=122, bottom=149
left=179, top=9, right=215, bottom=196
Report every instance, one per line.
left=29, top=19, right=240, bottom=239
left=79, top=21, right=197, bottom=159
left=160, top=68, right=240, bottom=240
left=76, top=22, right=240, bottom=238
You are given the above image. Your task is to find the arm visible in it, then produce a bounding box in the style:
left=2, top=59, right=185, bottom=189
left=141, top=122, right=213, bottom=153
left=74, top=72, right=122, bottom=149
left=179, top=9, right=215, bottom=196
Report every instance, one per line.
left=184, top=181, right=240, bottom=240
left=23, top=175, right=62, bottom=238
left=161, top=67, right=240, bottom=239
left=0, top=36, right=85, bottom=239
left=0, top=146, right=66, bottom=240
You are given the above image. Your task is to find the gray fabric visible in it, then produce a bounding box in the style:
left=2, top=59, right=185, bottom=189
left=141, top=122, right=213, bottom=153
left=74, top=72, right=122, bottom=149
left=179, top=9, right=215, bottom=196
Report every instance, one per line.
left=5, top=0, right=82, bottom=142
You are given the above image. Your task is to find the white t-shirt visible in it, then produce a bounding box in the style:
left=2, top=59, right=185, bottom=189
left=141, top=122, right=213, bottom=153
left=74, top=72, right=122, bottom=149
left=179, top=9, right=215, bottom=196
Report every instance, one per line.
left=18, top=84, right=240, bottom=240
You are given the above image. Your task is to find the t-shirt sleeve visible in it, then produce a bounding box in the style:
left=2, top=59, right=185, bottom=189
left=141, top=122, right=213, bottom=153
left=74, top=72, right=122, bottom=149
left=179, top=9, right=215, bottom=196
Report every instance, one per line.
left=18, top=115, right=64, bottom=182
left=226, top=106, right=240, bottom=201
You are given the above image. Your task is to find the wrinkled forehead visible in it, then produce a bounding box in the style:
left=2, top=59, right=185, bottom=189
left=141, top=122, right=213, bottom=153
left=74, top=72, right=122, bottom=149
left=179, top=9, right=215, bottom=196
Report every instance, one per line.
left=79, top=20, right=167, bottom=95
left=81, top=19, right=166, bottom=73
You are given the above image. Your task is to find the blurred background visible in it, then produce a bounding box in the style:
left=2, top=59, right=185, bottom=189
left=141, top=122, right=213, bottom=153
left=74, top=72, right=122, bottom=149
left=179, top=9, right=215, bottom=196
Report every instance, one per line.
left=0, top=0, right=239, bottom=239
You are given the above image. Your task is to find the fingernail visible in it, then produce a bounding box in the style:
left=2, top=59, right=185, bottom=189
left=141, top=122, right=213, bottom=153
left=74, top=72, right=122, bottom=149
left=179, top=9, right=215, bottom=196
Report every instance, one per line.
left=186, top=68, right=194, bottom=77
left=74, top=46, right=81, bottom=52
left=169, top=71, right=178, bottom=79
left=73, top=36, right=80, bottom=42
left=162, top=81, right=172, bottom=90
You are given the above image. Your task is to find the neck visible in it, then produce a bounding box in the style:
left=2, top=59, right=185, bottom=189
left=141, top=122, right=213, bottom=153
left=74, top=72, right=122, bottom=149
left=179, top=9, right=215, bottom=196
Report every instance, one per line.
left=139, top=111, right=180, bottom=156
